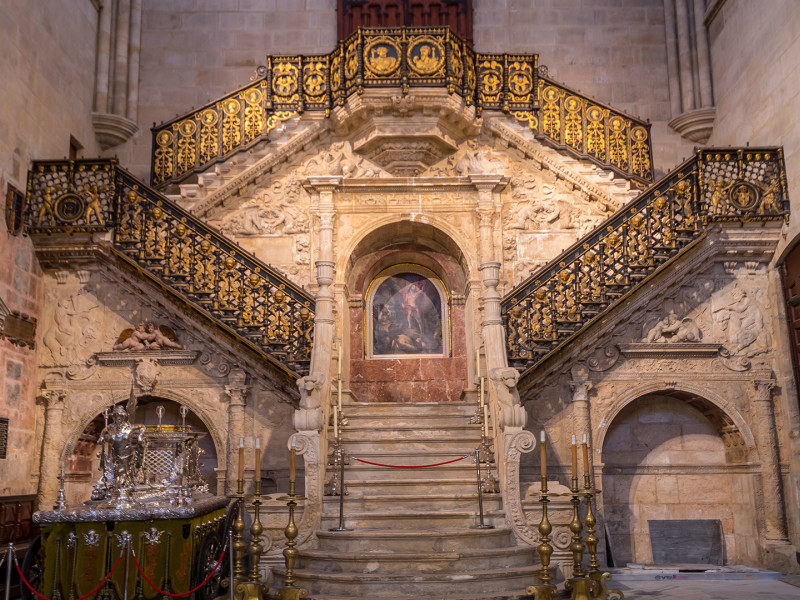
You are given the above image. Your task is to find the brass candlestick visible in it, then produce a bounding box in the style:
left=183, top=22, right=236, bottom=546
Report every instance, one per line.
left=583, top=473, right=599, bottom=575
left=569, top=476, right=586, bottom=578
left=275, top=477, right=308, bottom=600
left=583, top=476, right=624, bottom=600
left=232, top=476, right=247, bottom=580
left=248, top=481, right=264, bottom=582
left=525, top=476, right=556, bottom=600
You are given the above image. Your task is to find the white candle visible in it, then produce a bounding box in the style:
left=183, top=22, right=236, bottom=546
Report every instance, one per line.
left=338, top=345, right=342, bottom=378
left=480, top=376, right=484, bottom=407
left=255, top=438, right=261, bottom=481
left=338, top=379, right=343, bottom=411
left=483, top=405, right=489, bottom=437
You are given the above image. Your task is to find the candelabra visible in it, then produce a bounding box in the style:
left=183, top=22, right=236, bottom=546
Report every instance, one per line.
left=275, top=475, right=308, bottom=600
left=525, top=476, right=556, bottom=600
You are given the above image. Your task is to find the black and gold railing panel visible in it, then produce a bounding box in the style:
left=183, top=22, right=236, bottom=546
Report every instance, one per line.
left=26, top=159, right=315, bottom=376
left=512, top=76, right=653, bottom=185
left=502, top=148, right=789, bottom=373
left=151, top=26, right=539, bottom=187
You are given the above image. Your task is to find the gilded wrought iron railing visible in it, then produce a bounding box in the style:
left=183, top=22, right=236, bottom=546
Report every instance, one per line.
left=151, top=27, right=539, bottom=187
left=25, top=159, right=315, bottom=376
left=153, top=27, right=654, bottom=190
left=502, top=148, right=789, bottom=373
left=512, top=73, right=653, bottom=184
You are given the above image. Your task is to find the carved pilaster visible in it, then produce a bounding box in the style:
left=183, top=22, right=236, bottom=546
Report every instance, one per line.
left=38, top=389, right=67, bottom=509
left=225, top=369, right=249, bottom=495
left=751, top=379, right=789, bottom=542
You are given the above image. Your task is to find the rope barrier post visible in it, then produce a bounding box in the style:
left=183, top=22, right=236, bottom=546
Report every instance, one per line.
left=228, top=530, right=235, bottom=600
left=472, top=447, right=493, bottom=530
left=4, top=543, right=13, bottom=600
left=330, top=448, right=350, bottom=532
left=122, top=538, right=130, bottom=600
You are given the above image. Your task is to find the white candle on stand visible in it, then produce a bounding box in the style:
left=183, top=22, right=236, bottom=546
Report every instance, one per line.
left=338, top=378, right=343, bottom=411
left=483, top=405, right=489, bottom=437
left=333, top=406, right=338, bottom=438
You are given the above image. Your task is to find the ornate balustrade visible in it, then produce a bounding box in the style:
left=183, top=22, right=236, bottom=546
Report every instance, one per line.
left=512, top=73, right=653, bottom=184
left=502, top=148, right=789, bottom=374
left=25, top=159, right=315, bottom=376
left=150, top=26, right=653, bottom=188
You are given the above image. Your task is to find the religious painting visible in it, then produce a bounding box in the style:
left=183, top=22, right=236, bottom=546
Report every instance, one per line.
left=366, top=266, right=449, bottom=358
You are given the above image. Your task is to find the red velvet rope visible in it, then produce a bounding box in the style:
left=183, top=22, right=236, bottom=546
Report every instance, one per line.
left=351, top=455, right=469, bottom=468
left=131, top=548, right=225, bottom=597
left=16, top=555, right=123, bottom=600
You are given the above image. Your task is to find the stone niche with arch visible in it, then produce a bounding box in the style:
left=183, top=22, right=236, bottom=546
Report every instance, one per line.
left=345, top=221, right=470, bottom=403
left=63, top=397, right=219, bottom=505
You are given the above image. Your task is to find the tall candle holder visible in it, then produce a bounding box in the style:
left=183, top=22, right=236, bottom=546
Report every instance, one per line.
left=275, top=476, right=308, bottom=600
left=525, top=476, right=556, bottom=600
left=232, top=473, right=248, bottom=581
left=583, top=474, right=624, bottom=600
left=325, top=407, right=348, bottom=496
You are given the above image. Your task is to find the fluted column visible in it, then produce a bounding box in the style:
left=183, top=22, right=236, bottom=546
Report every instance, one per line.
left=663, top=0, right=716, bottom=142
left=37, top=389, right=67, bottom=510
left=751, top=379, right=789, bottom=542
left=92, top=0, right=141, bottom=149
left=225, top=369, right=249, bottom=495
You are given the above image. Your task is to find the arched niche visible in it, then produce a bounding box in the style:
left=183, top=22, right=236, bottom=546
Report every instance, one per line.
left=343, top=220, right=472, bottom=403
left=365, top=264, right=450, bottom=358
left=63, top=396, right=220, bottom=505
left=600, top=390, right=758, bottom=569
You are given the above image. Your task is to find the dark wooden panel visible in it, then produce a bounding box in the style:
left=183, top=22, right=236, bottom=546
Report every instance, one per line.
left=339, top=1, right=473, bottom=45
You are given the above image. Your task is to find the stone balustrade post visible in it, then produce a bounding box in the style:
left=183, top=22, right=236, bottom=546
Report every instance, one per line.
left=37, top=389, right=67, bottom=510
left=751, top=379, right=789, bottom=542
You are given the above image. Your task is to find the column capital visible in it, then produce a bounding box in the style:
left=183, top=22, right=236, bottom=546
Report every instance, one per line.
left=569, top=380, right=593, bottom=402
left=224, top=386, right=248, bottom=407
left=43, top=389, right=67, bottom=410
left=753, top=379, right=776, bottom=401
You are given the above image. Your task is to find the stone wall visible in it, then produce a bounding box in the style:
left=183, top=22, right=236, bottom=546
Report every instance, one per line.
left=601, top=395, right=758, bottom=566
left=473, top=0, right=695, bottom=173
left=116, top=0, right=339, bottom=178
left=0, top=0, right=101, bottom=497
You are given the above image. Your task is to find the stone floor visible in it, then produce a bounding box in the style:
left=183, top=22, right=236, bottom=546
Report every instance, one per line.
left=614, top=579, right=800, bottom=599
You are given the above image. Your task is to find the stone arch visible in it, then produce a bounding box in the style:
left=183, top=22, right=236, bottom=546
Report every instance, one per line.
left=595, top=380, right=756, bottom=464
left=62, top=387, right=226, bottom=471
left=342, top=218, right=473, bottom=403
left=342, top=217, right=473, bottom=294
left=597, top=382, right=761, bottom=567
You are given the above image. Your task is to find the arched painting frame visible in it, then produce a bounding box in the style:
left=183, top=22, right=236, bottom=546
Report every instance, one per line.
left=365, top=264, right=450, bottom=359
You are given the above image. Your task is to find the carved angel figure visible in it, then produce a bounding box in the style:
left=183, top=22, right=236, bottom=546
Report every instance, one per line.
left=714, top=288, right=764, bottom=355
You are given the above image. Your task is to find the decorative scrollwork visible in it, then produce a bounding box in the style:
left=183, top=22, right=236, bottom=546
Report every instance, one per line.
left=502, top=148, right=789, bottom=373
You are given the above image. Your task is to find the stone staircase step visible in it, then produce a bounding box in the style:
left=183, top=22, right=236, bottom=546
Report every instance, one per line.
left=343, top=477, right=483, bottom=495
left=298, top=545, right=536, bottom=574
left=314, top=527, right=516, bottom=553
left=319, top=509, right=504, bottom=530
left=321, top=492, right=501, bottom=512
left=273, top=565, right=538, bottom=598
left=338, top=438, right=485, bottom=454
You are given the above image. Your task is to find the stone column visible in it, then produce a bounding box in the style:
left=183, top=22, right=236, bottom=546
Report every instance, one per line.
left=225, top=369, right=249, bottom=495
left=37, top=389, right=67, bottom=510
left=751, top=379, right=789, bottom=542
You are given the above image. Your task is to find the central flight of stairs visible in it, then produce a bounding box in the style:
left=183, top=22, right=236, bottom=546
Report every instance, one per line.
left=280, top=401, right=539, bottom=599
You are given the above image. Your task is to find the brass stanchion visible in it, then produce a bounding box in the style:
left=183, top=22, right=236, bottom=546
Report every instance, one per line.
left=3, top=543, right=13, bottom=600
left=472, top=447, right=494, bottom=529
